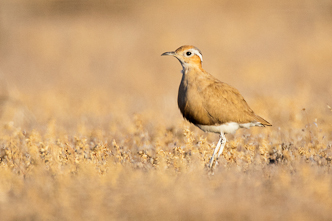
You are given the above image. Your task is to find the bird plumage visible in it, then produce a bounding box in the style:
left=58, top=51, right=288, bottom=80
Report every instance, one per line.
left=162, top=45, right=271, bottom=167
left=178, top=66, right=271, bottom=127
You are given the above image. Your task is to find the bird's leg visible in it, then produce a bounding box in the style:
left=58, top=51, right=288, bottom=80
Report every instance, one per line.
left=209, top=136, right=222, bottom=168
left=217, top=133, right=226, bottom=159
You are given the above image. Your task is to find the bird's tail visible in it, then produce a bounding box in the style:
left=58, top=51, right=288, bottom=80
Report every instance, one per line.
left=254, top=114, right=272, bottom=127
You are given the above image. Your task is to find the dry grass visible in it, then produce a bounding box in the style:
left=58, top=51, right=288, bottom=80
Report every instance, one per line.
left=0, top=0, right=332, bottom=220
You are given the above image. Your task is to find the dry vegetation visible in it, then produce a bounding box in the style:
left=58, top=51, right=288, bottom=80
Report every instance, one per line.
left=0, top=0, right=332, bottom=220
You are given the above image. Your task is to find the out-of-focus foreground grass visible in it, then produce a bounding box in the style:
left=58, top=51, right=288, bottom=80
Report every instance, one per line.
left=0, top=0, right=332, bottom=220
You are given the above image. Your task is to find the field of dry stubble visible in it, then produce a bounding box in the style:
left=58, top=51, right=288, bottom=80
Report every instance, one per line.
left=0, top=0, right=332, bottom=220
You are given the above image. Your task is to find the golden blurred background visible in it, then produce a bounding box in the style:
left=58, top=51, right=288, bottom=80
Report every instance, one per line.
left=0, top=0, right=332, bottom=220
left=0, top=0, right=331, bottom=129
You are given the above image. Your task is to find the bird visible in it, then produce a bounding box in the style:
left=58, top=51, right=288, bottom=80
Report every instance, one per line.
left=161, top=45, right=272, bottom=168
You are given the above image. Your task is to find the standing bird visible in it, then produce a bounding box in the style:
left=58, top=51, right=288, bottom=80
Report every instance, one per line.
left=162, top=45, right=272, bottom=167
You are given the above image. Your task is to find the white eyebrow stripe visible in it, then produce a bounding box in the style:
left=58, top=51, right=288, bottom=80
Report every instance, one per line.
left=192, top=49, right=203, bottom=62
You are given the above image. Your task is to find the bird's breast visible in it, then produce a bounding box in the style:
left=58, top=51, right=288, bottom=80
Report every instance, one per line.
left=177, top=73, right=215, bottom=125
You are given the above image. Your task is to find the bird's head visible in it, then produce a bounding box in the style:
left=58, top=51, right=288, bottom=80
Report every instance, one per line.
left=162, top=45, right=203, bottom=70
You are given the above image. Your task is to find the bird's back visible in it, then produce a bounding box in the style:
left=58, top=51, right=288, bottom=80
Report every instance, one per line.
left=178, top=67, right=271, bottom=127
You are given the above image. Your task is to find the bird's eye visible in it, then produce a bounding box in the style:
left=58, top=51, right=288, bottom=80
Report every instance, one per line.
left=186, top=51, right=192, bottom=56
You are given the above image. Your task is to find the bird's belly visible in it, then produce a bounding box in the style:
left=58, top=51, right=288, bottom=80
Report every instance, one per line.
left=196, top=122, right=258, bottom=134
left=196, top=122, right=239, bottom=134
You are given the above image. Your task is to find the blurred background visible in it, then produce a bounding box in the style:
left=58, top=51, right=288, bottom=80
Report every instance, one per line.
left=1, top=1, right=332, bottom=220
left=0, top=0, right=331, bottom=130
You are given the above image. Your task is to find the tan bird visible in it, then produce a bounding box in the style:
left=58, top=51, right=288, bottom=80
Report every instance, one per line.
left=162, top=45, right=272, bottom=167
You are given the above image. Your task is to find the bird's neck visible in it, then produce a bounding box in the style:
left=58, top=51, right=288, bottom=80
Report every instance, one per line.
left=181, top=62, right=203, bottom=75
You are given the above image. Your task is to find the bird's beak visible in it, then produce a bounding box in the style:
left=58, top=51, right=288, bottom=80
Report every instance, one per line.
left=161, top=51, right=176, bottom=56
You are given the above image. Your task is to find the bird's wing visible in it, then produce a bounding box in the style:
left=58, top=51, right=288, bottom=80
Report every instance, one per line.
left=201, top=80, right=268, bottom=125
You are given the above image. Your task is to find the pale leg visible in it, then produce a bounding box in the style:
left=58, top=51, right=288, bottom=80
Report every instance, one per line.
left=209, top=136, right=222, bottom=168
left=217, top=133, right=226, bottom=159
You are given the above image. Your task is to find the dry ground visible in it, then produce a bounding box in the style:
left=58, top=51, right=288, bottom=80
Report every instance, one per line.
left=0, top=0, right=332, bottom=220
